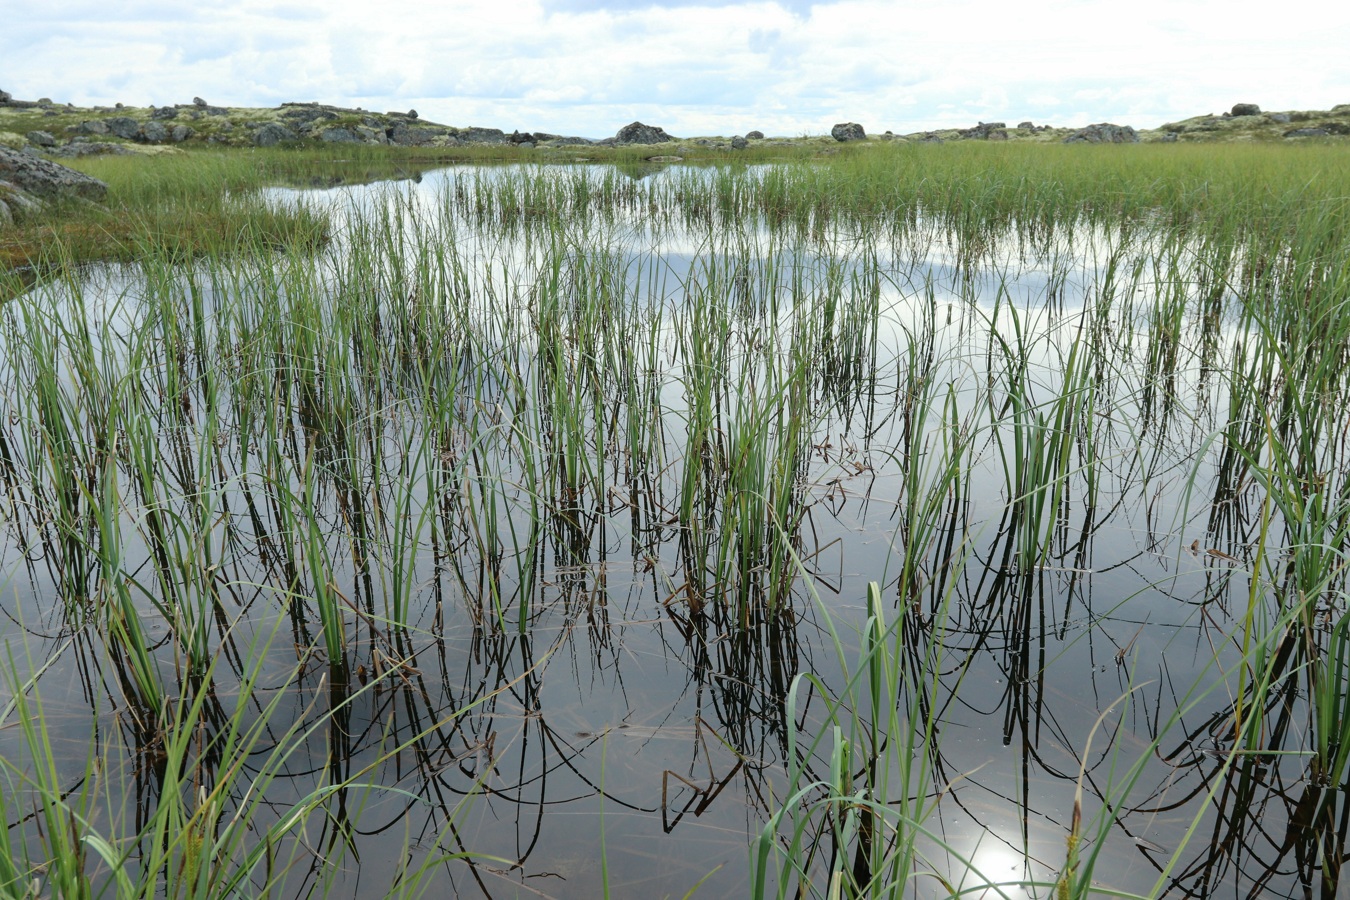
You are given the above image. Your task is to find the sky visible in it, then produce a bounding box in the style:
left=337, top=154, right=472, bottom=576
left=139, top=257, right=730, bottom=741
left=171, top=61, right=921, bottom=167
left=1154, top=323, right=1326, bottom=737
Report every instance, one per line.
left=3, top=0, right=1348, bottom=139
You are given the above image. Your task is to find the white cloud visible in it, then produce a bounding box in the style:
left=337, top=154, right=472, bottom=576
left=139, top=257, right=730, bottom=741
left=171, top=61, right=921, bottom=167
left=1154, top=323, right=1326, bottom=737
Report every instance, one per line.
left=2, top=0, right=1346, bottom=137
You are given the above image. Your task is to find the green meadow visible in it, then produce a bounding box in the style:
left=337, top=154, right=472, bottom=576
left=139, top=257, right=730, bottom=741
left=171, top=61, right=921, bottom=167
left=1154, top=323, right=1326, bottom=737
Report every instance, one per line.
left=2, top=141, right=1350, bottom=899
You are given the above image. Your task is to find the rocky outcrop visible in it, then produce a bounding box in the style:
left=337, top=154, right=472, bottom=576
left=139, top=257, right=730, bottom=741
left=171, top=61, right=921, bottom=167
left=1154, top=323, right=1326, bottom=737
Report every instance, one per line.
left=0, top=146, right=108, bottom=223
left=1231, top=103, right=1261, bottom=117
left=831, top=122, right=865, bottom=142
left=1063, top=123, right=1139, bottom=144
left=0, top=89, right=12, bottom=105
left=613, top=122, right=676, bottom=144
left=253, top=123, right=298, bottom=146
left=960, top=122, right=1007, bottom=140
left=458, top=126, right=506, bottom=144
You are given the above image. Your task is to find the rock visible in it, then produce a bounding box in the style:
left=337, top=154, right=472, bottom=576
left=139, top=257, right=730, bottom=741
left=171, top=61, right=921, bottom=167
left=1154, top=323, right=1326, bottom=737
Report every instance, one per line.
left=517, top=141, right=534, bottom=149
left=614, top=121, right=676, bottom=144
left=959, top=122, right=1007, bottom=140
left=201, top=106, right=229, bottom=117
left=1266, top=112, right=1291, bottom=124
left=1284, top=127, right=1329, bottom=138
left=0, top=197, right=11, bottom=227
left=356, top=126, right=386, bottom=144
left=1159, top=131, right=1179, bottom=142
left=730, top=135, right=749, bottom=150
left=49, top=142, right=134, bottom=158
left=831, top=122, right=866, bottom=142
left=320, top=127, right=362, bottom=143
left=0, top=147, right=109, bottom=201
left=458, top=126, right=507, bottom=144
left=152, top=105, right=179, bottom=120
left=0, top=89, right=10, bottom=105
left=170, top=124, right=194, bottom=142
left=509, top=130, right=535, bottom=144
left=746, top=130, right=764, bottom=140
left=408, top=109, right=418, bottom=119
left=1231, top=103, right=1261, bottom=117
left=139, top=120, right=168, bottom=143
left=26, top=131, right=56, bottom=147
left=387, top=123, right=443, bottom=146
left=193, top=96, right=207, bottom=107
left=37, top=98, right=52, bottom=107
left=79, top=120, right=110, bottom=135
left=107, top=116, right=140, bottom=140
left=1018, top=121, right=1035, bottom=129
left=1063, top=123, right=1139, bottom=144
left=253, top=122, right=298, bottom=146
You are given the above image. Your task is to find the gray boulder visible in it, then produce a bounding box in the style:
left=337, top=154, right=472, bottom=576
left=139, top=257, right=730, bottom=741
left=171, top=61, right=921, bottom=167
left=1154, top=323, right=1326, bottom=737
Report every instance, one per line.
left=731, top=135, right=748, bottom=150
left=151, top=106, right=178, bottom=120
left=193, top=96, right=207, bottom=107
left=171, top=124, right=194, bottom=142
left=254, top=122, right=298, bottom=146
left=107, top=116, right=140, bottom=140
left=388, top=123, right=443, bottom=145
left=1063, top=123, right=1139, bottom=144
left=320, top=127, right=362, bottom=143
left=0, top=146, right=109, bottom=201
left=1267, top=112, right=1292, bottom=124
left=458, top=126, right=507, bottom=144
left=614, top=121, right=676, bottom=144
left=140, top=120, right=168, bottom=143
left=1285, top=127, right=1329, bottom=137
left=0, top=89, right=11, bottom=105
left=1231, top=103, right=1261, bottom=117
left=959, top=122, right=1008, bottom=140
left=26, top=131, right=56, bottom=147
left=79, top=120, right=110, bottom=135
left=746, top=130, right=764, bottom=140
left=1017, top=121, right=1034, bottom=129
left=831, top=122, right=866, bottom=142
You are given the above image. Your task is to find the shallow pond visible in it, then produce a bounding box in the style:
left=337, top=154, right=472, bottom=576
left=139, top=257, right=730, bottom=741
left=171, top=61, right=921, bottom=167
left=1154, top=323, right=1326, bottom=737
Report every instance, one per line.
left=1, top=162, right=1345, bottom=899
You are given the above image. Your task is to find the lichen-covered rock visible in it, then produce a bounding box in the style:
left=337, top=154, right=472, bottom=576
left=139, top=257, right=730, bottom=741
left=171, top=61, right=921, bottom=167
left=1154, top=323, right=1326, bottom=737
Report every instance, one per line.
left=139, top=120, right=167, bottom=143
left=0, top=89, right=12, bottom=105
left=387, top=123, right=443, bottom=145
left=731, top=135, right=748, bottom=150
left=152, top=106, right=178, bottom=120
left=831, top=122, right=866, bottom=142
left=746, top=130, right=764, bottom=140
left=1231, top=103, right=1261, bottom=117
left=26, top=131, right=55, bottom=147
left=1063, top=123, right=1138, bottom=144
left=1285, top=127, right=1329, bottom=137
left=193, top=96, right=207, bottom=107
left=614, top=122, right=676, bottom=144
left=107, top=116, right=140, bottom=140
left=960, top=122, right=1006, bottom=140
left=79, top=120, right=110, bottom=135
left=171, top=124, right=194, bottom=142
left=0, top=147, right=108, bottom=201
left=457, top=126, right=507, bottom=144
left=254, top=123, right=298, bottom=146
left=1018, top=121, right=1034, bottom=129
left=320, top=127, right=362, bottom=143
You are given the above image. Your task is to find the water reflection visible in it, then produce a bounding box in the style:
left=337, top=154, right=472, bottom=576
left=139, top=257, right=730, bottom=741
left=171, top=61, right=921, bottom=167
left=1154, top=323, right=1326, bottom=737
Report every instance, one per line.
left=0, top=160, right=1343, bottom=898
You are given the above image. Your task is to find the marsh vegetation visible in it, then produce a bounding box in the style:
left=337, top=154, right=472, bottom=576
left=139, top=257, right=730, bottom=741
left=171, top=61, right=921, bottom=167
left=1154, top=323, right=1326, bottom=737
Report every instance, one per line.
left=2, top=143, right=1350, bottom=899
